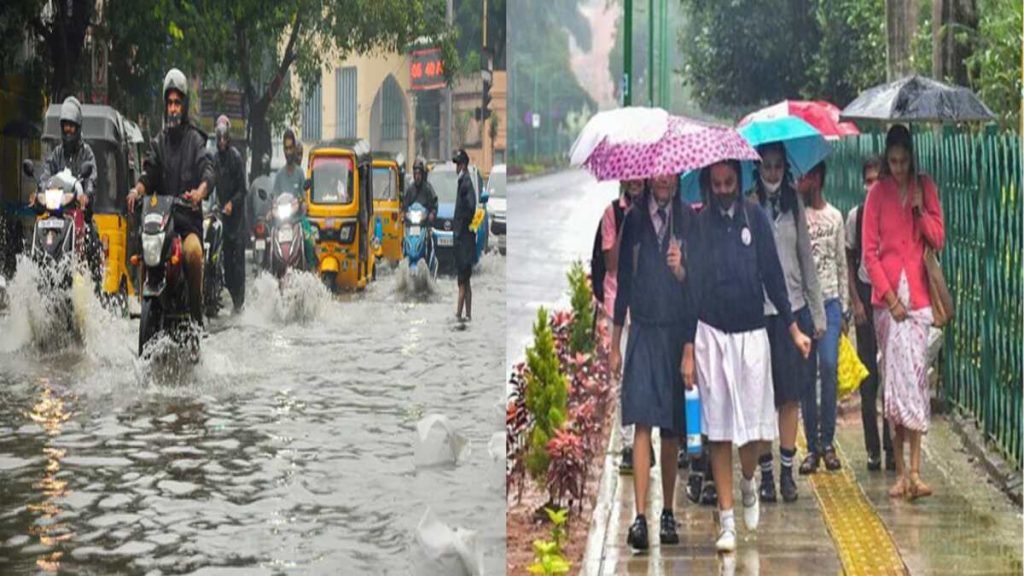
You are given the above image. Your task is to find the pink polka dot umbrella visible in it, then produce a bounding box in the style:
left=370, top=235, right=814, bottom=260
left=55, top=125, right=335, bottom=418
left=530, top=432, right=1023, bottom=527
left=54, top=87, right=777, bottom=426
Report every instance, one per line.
left=583, top=115, right=761, bottom=182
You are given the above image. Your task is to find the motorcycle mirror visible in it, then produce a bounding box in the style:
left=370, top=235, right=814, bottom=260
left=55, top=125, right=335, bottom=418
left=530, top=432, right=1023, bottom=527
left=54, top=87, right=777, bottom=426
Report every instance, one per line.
left=80, top=162, right=95, bottom=179
left=258, top=188, right=267, bottom=201
left=21, top=159, right=34, bottom=178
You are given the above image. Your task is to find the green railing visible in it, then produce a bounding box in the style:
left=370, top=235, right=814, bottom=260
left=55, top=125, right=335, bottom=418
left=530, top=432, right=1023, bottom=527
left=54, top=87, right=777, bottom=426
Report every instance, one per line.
left=825, top=126, right=1022, bottom=470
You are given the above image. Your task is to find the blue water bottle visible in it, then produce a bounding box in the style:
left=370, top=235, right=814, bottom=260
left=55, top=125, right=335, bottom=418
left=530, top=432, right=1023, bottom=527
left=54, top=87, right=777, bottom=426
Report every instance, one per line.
left=685, top=387, right=702, bottom=455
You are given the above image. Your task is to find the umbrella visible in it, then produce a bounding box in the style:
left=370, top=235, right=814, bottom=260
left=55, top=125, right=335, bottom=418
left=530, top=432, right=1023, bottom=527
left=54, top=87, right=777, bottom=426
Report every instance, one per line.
left=739, top=100, right=859, bottom=140
left=840, top=75, right=995, bottom=123
left=583, top=115, right=761, bottom=182
left=738, top=116, right=832, bottom=178
left=569, top=106, right=670, bottom=167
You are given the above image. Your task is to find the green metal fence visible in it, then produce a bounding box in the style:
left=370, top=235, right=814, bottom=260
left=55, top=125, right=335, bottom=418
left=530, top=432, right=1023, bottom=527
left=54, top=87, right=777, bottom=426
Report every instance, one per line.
left=825, top=126, right=1022, bottom=470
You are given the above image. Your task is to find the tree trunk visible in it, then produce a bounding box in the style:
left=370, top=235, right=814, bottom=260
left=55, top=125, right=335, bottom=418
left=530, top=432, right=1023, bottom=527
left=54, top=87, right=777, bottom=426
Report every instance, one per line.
left=931, top=0, right=977, bottom=85
left=885, top=0, right=918, bottom=81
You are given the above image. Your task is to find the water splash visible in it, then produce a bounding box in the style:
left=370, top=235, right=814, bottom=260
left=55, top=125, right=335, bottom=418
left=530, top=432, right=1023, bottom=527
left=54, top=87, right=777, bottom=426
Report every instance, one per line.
left=243, top=271, right=330, bottom=325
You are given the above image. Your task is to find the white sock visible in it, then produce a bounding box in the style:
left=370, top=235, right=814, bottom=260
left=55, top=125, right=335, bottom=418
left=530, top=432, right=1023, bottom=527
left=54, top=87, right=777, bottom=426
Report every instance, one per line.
left=720, top=508, right=735, bottom=532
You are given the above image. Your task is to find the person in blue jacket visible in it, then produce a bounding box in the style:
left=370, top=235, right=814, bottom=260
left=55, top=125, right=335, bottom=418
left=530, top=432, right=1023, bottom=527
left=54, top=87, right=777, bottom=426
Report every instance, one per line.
left=683, top=159, right=811, bottom=552
left=610, top=173, right=695, bottom=552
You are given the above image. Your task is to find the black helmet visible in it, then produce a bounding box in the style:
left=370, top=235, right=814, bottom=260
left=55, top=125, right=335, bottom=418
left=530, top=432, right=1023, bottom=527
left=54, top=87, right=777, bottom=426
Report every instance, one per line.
left=451, top=148, right=469, bottom=166
left=59, top=96, right=83, bottom=152
left=162, top=68, right=189, bottom=129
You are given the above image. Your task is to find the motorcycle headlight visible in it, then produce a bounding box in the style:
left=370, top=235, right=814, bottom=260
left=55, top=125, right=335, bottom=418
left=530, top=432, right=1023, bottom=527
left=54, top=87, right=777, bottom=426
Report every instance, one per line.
left=44, top=189, right=62, bottom=211
left=276, top=203, right=293, bottom=221
left=407, top=211, right=424, bottom=225
left=142, top=232, right=165, bottom=267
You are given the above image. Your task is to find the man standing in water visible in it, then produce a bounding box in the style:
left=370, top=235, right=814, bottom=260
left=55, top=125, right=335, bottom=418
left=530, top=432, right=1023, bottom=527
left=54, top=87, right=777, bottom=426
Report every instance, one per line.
left=452, top=149, right=476, bottom=322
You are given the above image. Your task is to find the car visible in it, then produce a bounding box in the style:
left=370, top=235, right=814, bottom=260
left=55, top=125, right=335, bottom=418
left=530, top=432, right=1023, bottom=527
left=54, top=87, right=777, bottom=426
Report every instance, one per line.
left=486, top=164, right=506, bottom=255
left=427, top=162, right=489, bottom=271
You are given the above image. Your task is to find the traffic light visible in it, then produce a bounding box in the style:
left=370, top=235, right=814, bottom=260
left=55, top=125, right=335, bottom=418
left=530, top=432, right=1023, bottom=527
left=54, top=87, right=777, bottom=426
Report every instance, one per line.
left=475, top=79, right=493, bottom=122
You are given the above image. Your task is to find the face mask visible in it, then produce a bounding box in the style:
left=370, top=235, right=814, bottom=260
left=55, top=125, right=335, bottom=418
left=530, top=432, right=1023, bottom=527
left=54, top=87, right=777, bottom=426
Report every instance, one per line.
left=715, top=193, right=736, bottom=212
left=761, top=178, right=782, bottom=194
left=62, top=131, right=78, bottom=152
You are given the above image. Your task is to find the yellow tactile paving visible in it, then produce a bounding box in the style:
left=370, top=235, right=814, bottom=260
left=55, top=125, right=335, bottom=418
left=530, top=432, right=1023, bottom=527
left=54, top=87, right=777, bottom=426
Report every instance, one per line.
left=798, top=430, right=909, bottom=576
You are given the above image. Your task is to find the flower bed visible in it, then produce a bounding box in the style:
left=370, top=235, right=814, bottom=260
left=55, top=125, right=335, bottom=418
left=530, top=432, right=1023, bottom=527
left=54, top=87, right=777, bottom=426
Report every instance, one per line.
left=506, top=263, right=615, bottom=575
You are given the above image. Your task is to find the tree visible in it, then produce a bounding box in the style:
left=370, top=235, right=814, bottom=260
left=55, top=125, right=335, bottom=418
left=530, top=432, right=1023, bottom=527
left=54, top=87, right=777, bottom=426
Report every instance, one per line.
left=885, top=0, right=919, bottom=80
left=524, top=307, right=568, bottom=485
left=16, top=0, right=94, bottom=102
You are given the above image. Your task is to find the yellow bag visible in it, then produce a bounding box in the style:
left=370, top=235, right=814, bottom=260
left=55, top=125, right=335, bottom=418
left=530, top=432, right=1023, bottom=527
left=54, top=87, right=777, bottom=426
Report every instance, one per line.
left=837, top=332, right=869, bottom=400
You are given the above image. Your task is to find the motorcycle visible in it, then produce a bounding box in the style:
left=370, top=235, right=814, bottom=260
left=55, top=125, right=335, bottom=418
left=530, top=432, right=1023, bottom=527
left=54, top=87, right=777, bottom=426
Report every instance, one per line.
left=402, top=202, right=438, bottom=279
left=269, top=192, right=307, bottom=284
left=22, top=161, right=95, bottom=326
left=136, top=194, right=200, bottom=360
left=201, top=198, right=224, bottom=318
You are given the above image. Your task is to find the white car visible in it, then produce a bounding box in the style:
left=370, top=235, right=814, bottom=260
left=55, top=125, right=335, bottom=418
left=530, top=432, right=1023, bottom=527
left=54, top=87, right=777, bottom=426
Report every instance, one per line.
left=486, top=164, right=506, bottom=255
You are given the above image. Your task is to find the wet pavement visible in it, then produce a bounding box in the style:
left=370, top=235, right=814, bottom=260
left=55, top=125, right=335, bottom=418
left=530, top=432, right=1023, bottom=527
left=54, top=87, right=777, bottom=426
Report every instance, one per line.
left=0, top=254, right=506, bottom=574
left=510, top=169, right=1023, bottom=575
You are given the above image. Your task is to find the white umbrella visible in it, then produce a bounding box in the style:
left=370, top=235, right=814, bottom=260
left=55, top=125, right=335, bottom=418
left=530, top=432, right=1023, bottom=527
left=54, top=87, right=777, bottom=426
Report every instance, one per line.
left=569, top=106, right=670, bottom=167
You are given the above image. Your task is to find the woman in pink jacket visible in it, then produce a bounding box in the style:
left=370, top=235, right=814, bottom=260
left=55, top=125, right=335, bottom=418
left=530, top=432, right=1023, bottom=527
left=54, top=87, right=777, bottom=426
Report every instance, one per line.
left=862, top=125, right=944, bottom=500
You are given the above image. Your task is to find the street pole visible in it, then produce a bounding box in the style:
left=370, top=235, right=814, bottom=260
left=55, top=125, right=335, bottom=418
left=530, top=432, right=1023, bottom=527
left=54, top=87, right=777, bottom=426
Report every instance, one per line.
left=446, top=0, right=453, bottom=159
left=648, top=0, right=654, bottom=106
left=623, top=0, right=632, bottom=106
left=659, top=0, right=668, bottom=108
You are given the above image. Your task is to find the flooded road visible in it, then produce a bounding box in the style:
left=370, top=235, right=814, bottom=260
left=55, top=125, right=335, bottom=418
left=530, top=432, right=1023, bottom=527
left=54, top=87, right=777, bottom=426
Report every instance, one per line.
left=0, top=254, right=506, bottom=574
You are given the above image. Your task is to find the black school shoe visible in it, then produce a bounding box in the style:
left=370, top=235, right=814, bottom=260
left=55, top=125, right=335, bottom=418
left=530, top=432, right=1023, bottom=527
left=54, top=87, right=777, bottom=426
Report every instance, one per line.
left=780, top=468, right=799, bottom=502
left=759, top=470, right=777, bottom=503
left=627, top=515, right=649, bottom=551
left=619, top=446, right=635, bottom=475
left=660, top=509, right=680, bottom=545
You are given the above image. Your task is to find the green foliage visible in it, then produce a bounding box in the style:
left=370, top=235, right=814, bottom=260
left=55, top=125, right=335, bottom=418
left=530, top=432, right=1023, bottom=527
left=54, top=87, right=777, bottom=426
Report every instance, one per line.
left=803, top=0, right=887, bottom=105
left=508, top=0, right=596, bottom=162
left=524, top=307, right=568, bottom=483
left=527, top=507, right=572, bottom=575
left=965, top=0, right=1022, bottom=129
left=567, top=260, right=594, bottom=354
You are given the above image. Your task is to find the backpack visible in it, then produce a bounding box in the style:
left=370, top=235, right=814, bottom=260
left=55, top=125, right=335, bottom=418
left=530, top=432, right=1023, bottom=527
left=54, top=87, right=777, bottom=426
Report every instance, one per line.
left=590, top=199, right=625, bottom=305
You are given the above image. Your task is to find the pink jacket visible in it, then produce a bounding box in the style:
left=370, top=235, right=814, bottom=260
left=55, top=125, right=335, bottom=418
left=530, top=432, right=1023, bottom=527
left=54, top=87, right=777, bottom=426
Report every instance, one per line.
left=862, top=174, right=945, bottom=310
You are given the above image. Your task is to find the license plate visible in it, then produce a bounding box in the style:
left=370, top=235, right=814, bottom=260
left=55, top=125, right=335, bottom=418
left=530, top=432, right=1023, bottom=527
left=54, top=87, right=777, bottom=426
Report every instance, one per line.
left=255, top=239, right=266, bottom=251
left=278, top=227, right=293, bottom=243
left=409, top=225, right=421, bottom=236
left=437, top=236, right=453, bottom=247
left=39, top=219, right=64, bottom=230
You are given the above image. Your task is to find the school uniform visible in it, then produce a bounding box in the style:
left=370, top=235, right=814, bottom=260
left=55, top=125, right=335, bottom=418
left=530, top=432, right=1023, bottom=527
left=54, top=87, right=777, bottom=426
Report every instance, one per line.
left=687, top=197, right=793, bottom=446
left=615, top=194, right=695, bottom=434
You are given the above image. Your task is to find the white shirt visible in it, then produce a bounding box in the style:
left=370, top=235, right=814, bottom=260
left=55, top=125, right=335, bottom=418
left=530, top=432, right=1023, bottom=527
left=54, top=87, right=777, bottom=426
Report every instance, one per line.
left=845, top=205, right=871, bottom=285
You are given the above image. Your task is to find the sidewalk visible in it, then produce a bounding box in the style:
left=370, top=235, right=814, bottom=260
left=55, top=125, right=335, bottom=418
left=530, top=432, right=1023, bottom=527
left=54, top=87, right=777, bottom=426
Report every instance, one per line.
left=583, top=401, right=1023, bottom=575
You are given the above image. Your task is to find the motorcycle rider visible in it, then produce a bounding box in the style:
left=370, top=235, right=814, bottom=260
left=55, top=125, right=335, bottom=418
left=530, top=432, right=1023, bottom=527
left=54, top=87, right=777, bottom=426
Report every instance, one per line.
left=270, top=128, right=314, bottom=269
left=127, top=68, right=214, bottom=328
left=402, top=157, right=438, bottom=222
left=34, top=95, right=103, bottom=292
left=213, top=115, right=247, bottom=312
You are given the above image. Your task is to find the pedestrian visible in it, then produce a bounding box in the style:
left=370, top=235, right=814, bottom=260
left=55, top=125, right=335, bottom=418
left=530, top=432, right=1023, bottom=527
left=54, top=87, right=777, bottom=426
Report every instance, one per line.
left=798, top=161, right=848, bottom=473
left=685, top=159, right=811, bottom=552
left=452, top=149, right=476, bottom=321
left=747, top=142, right=825, bottom=504
left=862, top=125, right=945, bottom=500
left=610, top=173, right=694, bottom=551
left=213, top=115, right=247, bottom=313
left=598, top=179, right=645, bottom=474
left=846, top=156, right=894, bottom=472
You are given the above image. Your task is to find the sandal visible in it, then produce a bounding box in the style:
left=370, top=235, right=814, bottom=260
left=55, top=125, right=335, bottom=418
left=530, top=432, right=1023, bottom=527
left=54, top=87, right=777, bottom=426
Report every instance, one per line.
left=798, top=452, right=820, bottom=475
left=822, top=447, right=842, bottom=471
left=908, top=474, right=933, bottom=500
left=888, top=476, right=907, bottom=498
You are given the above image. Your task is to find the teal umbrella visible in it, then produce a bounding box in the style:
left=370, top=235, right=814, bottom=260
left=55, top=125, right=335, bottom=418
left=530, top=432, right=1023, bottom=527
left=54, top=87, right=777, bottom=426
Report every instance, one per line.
left=738, top=116, right=832, bottom=178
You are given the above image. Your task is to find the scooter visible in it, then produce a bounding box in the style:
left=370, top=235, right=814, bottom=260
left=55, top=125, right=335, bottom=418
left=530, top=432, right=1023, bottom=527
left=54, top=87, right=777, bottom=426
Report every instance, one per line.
left=22, top=160, right=95, bottom=330
left=269, top=192, right=307, bottom=285
left=403, top=202, right=438, bottom=279
left=201, top=198, right=224, bottom=318
left=135, top=193, right=200, bottom=360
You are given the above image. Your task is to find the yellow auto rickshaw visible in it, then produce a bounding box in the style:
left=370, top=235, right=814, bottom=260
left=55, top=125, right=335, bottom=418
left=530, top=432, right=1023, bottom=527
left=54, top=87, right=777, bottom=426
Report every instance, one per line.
left=371, top=153, right=405, bottom=264
left=42, top=103, right=144, bottom=310
left=306, top=139, right=376, bottom=291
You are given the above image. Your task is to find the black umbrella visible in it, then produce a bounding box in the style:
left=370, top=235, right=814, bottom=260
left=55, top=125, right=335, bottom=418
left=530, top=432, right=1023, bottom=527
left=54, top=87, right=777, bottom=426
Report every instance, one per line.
left=840, top=75, right=994, bottom=123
